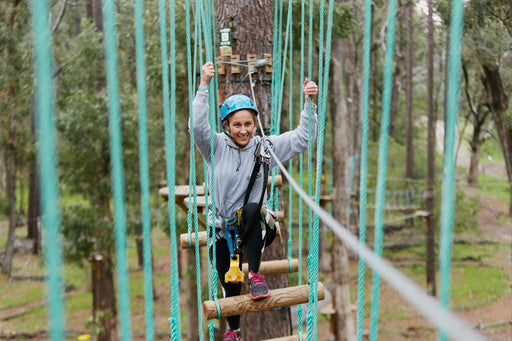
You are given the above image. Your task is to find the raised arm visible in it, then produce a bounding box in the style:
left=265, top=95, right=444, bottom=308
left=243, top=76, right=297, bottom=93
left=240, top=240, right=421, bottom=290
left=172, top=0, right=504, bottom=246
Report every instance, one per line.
left=191, top=62, right=216, bottom=159
left=269, top=78, right=319, bottom=165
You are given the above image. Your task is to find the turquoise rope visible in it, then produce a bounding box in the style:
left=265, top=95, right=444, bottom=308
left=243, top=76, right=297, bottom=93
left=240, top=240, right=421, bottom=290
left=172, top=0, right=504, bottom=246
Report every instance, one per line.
left=296, top=1, right=306, bottom=338
left=157, top=0, right=181, bottom=337
left=198, top=0, right=221, bottom=328
left=357, top=0, right=372, bottom=339
left=134, top=0, right=154, bottom=339
left=184, top=0, right=205, bottom=338
left=30, top=1, right=65, bottom=340
left=439, top=0, right=464, bottom=340
left=271, top=0, right=281, bottom=136
left=369, top=0, right=397, bottom=340
left=307, top=0, right=325, bottom=335
left=307, top=0, right=333, bottom=336
left=169, top=1, right=182, bottom=339
left=102, top=0, right=132, bottom=339
left=286, top=0, right=294, bottom=272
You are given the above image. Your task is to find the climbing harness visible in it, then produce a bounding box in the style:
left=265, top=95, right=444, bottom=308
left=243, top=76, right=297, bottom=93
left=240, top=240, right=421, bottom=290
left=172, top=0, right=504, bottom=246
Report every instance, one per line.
left=223, top=139, right=271, bottom=283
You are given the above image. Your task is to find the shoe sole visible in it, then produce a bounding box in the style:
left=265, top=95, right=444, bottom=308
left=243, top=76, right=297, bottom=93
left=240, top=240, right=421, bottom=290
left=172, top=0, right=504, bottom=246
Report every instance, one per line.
left=250, top=290, right=271, bottom=300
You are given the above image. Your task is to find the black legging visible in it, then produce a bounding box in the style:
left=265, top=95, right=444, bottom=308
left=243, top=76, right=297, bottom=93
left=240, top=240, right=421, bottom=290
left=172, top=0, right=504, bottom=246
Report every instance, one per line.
left=210, top=202, right=266, bottom=330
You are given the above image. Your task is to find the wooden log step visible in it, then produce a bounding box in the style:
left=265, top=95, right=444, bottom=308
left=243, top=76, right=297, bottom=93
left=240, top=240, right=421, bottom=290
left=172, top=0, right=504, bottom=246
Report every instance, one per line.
left=159, top=175, right=282, bottom=201
left=203, top=282, right=325, bottom=320
left=242, top=258, right=298, bottom=275
left=261, top=334, right=308, bottom=341
left=159, top=185, right=205, bottom=202
left=180, top=222, right=281, bottom=249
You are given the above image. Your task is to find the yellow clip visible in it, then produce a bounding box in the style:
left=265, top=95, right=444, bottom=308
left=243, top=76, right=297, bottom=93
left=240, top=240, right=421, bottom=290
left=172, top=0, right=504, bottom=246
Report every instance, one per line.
left=236, top=209, right=242, bottom=225
left=225, top=254, right=244, bottom=283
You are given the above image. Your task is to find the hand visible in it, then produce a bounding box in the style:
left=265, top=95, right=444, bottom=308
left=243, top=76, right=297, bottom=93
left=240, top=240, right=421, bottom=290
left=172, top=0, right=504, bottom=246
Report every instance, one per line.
left=200, top=62, right=215, bottom=88
left=303, top=78, right=318, bottom=98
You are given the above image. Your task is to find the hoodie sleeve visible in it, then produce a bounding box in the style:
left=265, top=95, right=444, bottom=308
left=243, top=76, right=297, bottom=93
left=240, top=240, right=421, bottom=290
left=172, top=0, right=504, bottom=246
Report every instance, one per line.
left=190, top=92, right=218, bottom=160
left=268, top=102, right=318, bottom=167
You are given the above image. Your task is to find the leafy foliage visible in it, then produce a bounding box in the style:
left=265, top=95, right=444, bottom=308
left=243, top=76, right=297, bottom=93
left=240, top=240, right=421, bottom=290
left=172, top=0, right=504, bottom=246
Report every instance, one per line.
left=61, top=205, right=114, bottom=263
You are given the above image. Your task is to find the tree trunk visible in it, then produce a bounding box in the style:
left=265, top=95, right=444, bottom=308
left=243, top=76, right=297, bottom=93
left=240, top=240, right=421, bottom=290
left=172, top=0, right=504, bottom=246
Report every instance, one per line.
left=27, top=156, right=40, bottom=254
left=27, top=105, right=40, bottom=248
left=2, top=149, right=17, bottom=277
left=467, top=124, right=482, bottom=186
left=91, top=255, right=117, bottom=341
left=404, top=0, right=414, bottom=228
left=330, top=37, right=356, bottom=341
left=480, top=64, right=511, bottom=214
left=319, top=176, right=331, bottom=272
left=182, top=249, right=199, bottom=340
left=216, top=0, right=291, bottom=338
left=2, top=0, right=20, bottom=277
left=425, top=0, right=436, bottom=296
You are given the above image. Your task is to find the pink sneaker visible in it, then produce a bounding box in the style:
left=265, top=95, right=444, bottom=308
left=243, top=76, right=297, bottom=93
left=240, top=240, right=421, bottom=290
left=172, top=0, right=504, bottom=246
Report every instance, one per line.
left=248, top=271, right=270, bottom=300
left=223, top=330, right=242, bottom=341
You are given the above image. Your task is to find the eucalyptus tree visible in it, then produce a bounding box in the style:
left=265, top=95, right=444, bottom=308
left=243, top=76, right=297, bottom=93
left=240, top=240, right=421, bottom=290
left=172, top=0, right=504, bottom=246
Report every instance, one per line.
left=0, top=0, right=33, bottom=276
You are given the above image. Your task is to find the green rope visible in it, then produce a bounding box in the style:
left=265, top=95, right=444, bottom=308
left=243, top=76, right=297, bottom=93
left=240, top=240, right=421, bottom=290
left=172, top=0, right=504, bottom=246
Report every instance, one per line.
left=102, top=0, right=132, bottom=339
left=286, top=0, right=294, bottom=273
left=296, top=1, right=306, bottom=337
left=369, top=0, right=397, bottom=340
left=30, top=1, right=65, bottom=340
left=308, top=0, right=334, bottom=336
left=184, top=0, right=207, bottom=339
left=197, top=0, right=221, bottom=330
left=157, top=0, right=181, bottom=337
left=134, top=0, right=154, bottom=338
left=439, top=0, right=464, bottom=340
left=357, top=1, right=372, bottom=339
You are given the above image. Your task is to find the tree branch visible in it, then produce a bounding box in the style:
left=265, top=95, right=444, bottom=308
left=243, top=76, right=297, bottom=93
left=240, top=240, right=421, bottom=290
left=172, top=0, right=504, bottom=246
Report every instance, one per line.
left=52, top=0, right=68, bottom=33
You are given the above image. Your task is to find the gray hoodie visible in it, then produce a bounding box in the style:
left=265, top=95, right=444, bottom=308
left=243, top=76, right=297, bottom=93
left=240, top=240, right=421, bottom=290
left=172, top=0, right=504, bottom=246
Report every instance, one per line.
left=191, top=92, right=318, bottom=229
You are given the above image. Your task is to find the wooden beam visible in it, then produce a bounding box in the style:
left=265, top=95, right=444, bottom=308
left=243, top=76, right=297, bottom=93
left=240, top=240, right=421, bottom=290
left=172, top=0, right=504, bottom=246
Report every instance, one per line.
left=203, top=282, right=325, bottom=319
left=180, top=230, right=208, bottom=249
left=242, top=258, right=298, bottom=275
left=261, top=334, right=308, bottom=341
left=159, top=176, right=281, bottom=202
left=180, top=222, right=281, bottom=249
left=158, top=185, right=205, bottom=202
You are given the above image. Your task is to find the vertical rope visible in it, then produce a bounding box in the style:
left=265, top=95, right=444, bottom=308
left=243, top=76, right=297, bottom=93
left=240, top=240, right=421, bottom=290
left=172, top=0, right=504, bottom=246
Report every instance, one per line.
left=286, top=0, right=294, bottom=271
left=369, top=0, right=397, bottom=340
left=308, top=0, right=334, bottom=336
left=357, top=1, right=372, bottom=339
left=169, top=1, right=182, bottom=339
left=30, top=1, right=65, bottom=339
left=102, top=0, right=132, bottom=339
left=439, top=0, right=464, bottom=340
left=157, top=0, right=181, bottom=338
left=297, top=1, right=306, bottom=338
left=198, top=0, right=220, bottom=334
left=134, top=0, right=154, bottom=339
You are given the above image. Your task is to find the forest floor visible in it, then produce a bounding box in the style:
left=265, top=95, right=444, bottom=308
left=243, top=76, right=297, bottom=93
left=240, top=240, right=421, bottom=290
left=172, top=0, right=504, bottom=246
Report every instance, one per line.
left=0, top=163, right=511, bottom=340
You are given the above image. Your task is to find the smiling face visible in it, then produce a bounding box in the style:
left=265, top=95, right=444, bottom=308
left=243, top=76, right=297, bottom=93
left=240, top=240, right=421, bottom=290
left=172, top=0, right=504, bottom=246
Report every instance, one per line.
left=225, top=109, right=256, bottom=148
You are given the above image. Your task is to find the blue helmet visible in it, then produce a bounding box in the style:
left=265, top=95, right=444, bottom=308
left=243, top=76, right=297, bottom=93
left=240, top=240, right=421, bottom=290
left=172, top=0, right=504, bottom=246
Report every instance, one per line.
left=220, top=94, right=259, bottom=121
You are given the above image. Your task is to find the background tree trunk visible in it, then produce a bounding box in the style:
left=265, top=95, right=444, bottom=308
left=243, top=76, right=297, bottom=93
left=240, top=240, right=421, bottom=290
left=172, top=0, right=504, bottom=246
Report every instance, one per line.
left=467, top=125, right=482, bottom=185
left=2, top=0, right=20, bottom=277
left=27, top=154, right=40, bottom=254
left=405, top=0, right=414, bottom=228
left=330, top=37, right=356, bottom=341
left=425, top=0, right=437, bottom=297
left=91, top=255, right=117, bottom=341
left=481, top=64, right=511, bottom=214
left=216, top=0, right=291, bottom=338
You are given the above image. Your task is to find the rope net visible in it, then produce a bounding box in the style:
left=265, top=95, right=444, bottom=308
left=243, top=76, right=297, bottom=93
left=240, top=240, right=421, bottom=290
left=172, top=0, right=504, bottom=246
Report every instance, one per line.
left=27, top=0, right=486, bottom=340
